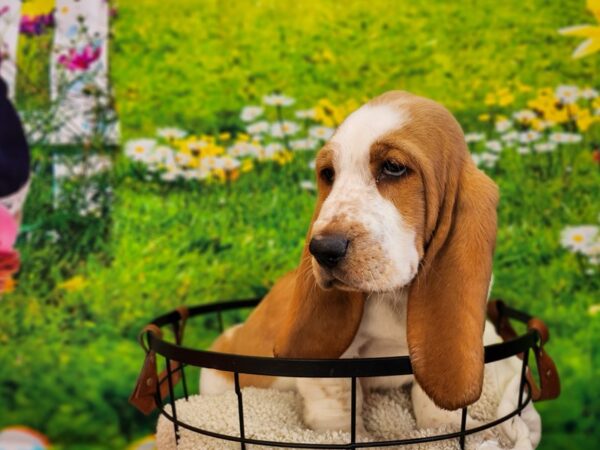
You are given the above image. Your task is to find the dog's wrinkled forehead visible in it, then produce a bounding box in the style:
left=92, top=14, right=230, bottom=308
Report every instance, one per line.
left=329, top=103, right=409, bottom=171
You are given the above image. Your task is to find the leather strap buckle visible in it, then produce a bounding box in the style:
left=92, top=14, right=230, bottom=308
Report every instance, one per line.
left=487, top=300, right=560, bottom=401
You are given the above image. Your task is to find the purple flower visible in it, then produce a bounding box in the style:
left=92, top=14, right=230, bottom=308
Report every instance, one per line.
left=20, top=12, right=55, bottom=36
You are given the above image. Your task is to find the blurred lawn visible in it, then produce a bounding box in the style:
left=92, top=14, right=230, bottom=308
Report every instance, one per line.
left=1, top=1, right=599, bottom=449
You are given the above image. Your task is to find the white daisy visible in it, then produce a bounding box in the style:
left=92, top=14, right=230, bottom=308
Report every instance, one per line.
left=240, top=106, right=264, bottom=122
left=53, top=162, right=71, bottom=179
left=517, top=146, right=531, bottom=155
left=464, top=132, right=485, bottom=143
left=222, top=157, right=242, bottom=171
left=125, top=139, right=157, bottom=162
left=534, top=142, right=557, bottom=153
left=485, top=140, right=503, bottom=153
left=211, top=157, right=228, bottom=170
left=560, top=225, right=599, bottom=253
left=175, top=152, right=192, bottom=166
left=264, top=143, right=284, bottom=157
left=300, top=180, right=316, bottom=191
left=472, top=152, right=498, bottom=168
left=263, top=94, right=295, bottom=107
left=580, top=88, right=599, bottom=100
left=512, top=110, right=537, bottom=123
left=155, top=145, right=176, bottom=163
left=501, top=131, right=519, bottom=143
left=295, top=108, right=317, bottom=120
left=187, top=139, right=209, bottom=152
left=161, top=169, right=180, bottom=182
left=246, top=121, right=270, bottom=135
left=308, top=159, right=316, bottom=170
left=290, top=138, right=319, bottom=151
left=495, top=119, right=512, bottom=133
left=271, top=121, right=300, bottom=137
left=549, top=132, right=583, bottom=144
left=481, top=152, right=499, bottom=168
left=583, top=242, right=600, bottom=265
left=536, top=120, right=554, bottom=130
left=157, top=127, right=187, bottom=140
left=518, top=130, right=541, bottom=144
left=143, top=154, right=162, bottom=169
left=200, top=156, right=217, bottom=171
left=228, top=142, right=262, bottom=158
left=309, top=126, right=335, bottom=141
left=555, top=85, right=580, bottom=105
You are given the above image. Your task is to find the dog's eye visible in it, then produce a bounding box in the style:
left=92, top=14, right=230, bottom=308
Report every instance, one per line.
left=382, top=160, right=408, bottom=178
left=320, top=167, right=335, bottom=184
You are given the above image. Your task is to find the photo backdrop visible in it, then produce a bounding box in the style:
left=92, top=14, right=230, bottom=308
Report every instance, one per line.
left=0, top=0, right=599, bottom=449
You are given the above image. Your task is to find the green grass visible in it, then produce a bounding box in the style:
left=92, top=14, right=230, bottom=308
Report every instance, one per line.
left=1, top=0, right=599, bottom=448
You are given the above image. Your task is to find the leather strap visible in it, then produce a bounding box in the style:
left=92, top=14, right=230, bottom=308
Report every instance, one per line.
left=129, top=308, right=189, bottom=414
left=129, top=325, right=163, bottom=414
left=487, top=300, right=561, bottom=401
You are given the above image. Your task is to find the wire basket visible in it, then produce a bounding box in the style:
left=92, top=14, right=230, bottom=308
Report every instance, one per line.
left=130, top=299, right=560, bottom=449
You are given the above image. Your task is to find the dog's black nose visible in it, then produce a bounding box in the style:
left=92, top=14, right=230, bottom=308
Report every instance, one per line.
left=309, top=235, right=348, bottom=268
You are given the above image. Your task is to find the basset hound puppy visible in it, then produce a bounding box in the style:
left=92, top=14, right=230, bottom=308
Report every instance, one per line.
left=201, top=91, right=501, bottom=433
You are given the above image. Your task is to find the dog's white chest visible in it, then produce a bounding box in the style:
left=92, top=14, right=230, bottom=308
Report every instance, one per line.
left=348, top=291, right=409, bottom=359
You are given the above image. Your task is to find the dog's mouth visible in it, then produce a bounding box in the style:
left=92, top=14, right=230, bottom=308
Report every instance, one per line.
left=311, top=255, right=418, bottom=293
left=312, top=263, right=360, bottom=292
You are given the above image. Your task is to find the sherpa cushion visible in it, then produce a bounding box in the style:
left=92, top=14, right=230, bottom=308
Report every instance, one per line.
left=156, top=371, right=541, bottom=450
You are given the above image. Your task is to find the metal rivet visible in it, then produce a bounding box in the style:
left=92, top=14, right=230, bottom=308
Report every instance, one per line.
left=146, top=378, right=153, bottom=386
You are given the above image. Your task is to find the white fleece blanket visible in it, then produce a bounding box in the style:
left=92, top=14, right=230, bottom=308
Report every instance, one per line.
left=156, top=368, right=541, bottom=450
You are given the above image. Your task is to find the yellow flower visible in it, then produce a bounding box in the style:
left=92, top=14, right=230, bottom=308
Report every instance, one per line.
left=516, top=82, right=533, bottom=93
left=545, top=107, right=569, bottom=124
left=237, top=133, right=250, bottom=142
left=187, top=157, right=200, bottom=169
left=559, top=0, right=600, bottom=58
left=498, top=92, right=515, bottom=106
left=531, top=118, right=545, bottom=131
left=314, top=99, right=358, bottom=127
left=22, top=0, right=55, bottom=16
left=484, top=93, right=496, bottom=106
left=218, top=132, right=231, bottom=141
left=566, top=103, right=580, bottom=115
left=478, top=113, right=490, bottom=122
left=212, top=168, right=226, bottom=183
left=273, top=150, right=294, bottom=166
left=490, top=88, right=515, bottom=107
left=241, top=159, right=254, bottom=173
left=575, top=108, right=595, bottom=131
left=58, top=276, right=86, bottom=292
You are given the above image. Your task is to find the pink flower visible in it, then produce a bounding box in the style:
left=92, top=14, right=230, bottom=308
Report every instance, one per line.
left=58, top=45, right=102, bottom=72
left=0, top=6, right=9, bottom=17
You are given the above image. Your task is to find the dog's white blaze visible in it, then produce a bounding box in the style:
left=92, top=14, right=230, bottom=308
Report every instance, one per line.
left=313, top=103, right=419, bottom=290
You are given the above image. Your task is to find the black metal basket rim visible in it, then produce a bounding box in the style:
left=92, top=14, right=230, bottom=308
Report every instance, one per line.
left=145, top=298, right=540, bottom=378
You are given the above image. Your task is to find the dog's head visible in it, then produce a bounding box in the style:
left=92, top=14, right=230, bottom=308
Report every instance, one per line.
left=274, top=91, right=499, bottom=410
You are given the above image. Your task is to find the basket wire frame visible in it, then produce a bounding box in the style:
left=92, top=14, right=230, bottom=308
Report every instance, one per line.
left=146, top=299, right=539, bottom=449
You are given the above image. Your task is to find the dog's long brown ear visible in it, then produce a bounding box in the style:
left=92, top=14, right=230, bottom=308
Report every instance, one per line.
left=407, top=159, right=499, bottom=410
left=273, top=245, right=365, bottom=358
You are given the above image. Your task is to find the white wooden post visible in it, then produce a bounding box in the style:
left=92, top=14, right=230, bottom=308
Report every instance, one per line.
left=0, top=0, right=22, bottom=100
left=50, top=0, right=118, bottom=144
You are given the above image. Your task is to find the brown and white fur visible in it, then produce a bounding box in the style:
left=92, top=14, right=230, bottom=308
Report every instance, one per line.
left=200, top=91, right=500, bottom=433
